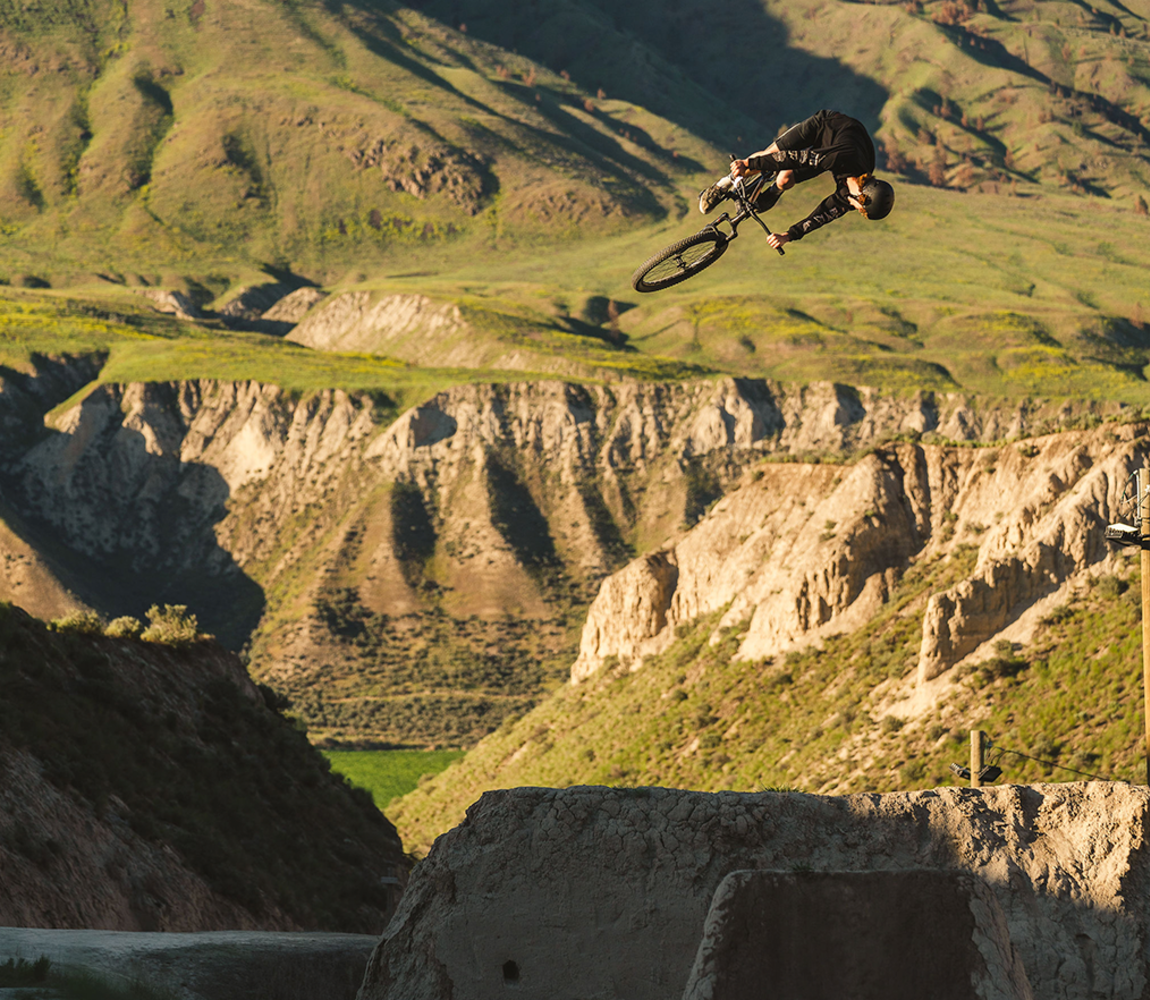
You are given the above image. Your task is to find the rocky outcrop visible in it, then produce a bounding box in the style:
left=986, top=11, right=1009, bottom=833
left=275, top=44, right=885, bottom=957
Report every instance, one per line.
left=134, top=289, right=202, bottom=320
left=288, top=292, right=474, bottom=362
left=361, top=783, right=1150, bottom=1000
left=5, top=376, right=968, bottom=641
left=261, top=287, right=327, bottom=325
left=572, top=423, right=1141, bottom=684
left=916, top=434, right=1115, bottom=681
left=216, top=283, right=298, bottom=322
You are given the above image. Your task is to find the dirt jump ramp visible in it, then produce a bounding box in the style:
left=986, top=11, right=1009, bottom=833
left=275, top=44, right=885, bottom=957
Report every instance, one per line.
left=362, top=783, right=1150, bottom=1000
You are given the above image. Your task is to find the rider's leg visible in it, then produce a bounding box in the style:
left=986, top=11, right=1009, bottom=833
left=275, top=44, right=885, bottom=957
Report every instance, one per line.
left=753, top=170, right=793, bottom=212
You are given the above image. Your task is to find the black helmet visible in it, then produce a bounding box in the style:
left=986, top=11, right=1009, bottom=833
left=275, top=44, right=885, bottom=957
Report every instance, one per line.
left=859, top=177, right=894, bottom=220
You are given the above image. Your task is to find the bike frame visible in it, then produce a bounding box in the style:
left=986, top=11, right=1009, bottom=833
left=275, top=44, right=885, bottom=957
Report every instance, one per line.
left=705, top=173, right=786, bottom=256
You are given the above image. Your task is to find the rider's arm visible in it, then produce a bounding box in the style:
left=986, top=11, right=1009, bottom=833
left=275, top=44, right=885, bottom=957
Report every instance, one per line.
left=774, top=111, right=829, bottom=152
left=743, top=141, right=779, bottom=164
left=743, top=111, right=832, bottom=173
left=785, top=190, right=851, bottom=242
left=730, top=141, right=778, bottom=179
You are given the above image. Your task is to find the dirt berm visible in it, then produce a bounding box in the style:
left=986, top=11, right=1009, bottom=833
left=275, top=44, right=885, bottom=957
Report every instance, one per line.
left=361, top=782, right=1149, bottom=1000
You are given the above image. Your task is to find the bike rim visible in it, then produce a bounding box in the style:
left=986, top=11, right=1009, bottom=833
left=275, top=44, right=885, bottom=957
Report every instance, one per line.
left=643, top=238, right=722, bottom=284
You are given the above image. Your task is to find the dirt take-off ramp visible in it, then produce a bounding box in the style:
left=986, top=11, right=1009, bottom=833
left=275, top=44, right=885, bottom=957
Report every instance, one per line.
left=362, top=782, right=1149, bottom=1000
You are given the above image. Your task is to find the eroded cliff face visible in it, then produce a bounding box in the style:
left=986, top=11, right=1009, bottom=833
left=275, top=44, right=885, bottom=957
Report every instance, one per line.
left=0, top=357, right=1129, bottom=743
left=571, top=423, right=1137, bottom=689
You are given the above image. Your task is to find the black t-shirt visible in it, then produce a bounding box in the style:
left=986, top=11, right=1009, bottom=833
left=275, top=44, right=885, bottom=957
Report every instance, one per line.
left=774, top=110, right=875, bottom=241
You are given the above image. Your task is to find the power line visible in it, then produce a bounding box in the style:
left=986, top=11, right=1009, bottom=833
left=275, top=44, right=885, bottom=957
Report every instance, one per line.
left=952, top=734, right=1130, bottom=785
left=992, top=745, right=1127, bottom=784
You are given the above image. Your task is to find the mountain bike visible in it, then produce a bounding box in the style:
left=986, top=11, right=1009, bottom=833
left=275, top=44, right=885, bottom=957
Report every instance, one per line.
left=630, top=172, right=785, bottom=293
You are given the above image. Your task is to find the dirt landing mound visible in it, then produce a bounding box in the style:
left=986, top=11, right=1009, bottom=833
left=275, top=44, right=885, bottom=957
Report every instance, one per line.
left=361, top=783, right=1148, bottom=1000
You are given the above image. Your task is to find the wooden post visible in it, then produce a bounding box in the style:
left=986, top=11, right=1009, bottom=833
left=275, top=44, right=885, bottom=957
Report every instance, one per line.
left=970, top=730, right=983, bottom=789
left=1141, top=469, right=1150, bottom=786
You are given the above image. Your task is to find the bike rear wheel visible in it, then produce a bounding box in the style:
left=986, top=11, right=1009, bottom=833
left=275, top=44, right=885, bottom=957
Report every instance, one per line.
left=631, top=230, right=728, bottom=292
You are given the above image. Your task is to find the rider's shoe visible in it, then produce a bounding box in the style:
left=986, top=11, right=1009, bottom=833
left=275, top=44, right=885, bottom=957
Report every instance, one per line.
left=698, top=176, right=733, bottom=214
left=753, top=182, right=783, bottom=213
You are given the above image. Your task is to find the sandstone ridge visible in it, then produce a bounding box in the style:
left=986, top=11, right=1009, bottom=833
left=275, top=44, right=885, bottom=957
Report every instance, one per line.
left=0, top=356, right=1130, bottom=742
left=572, top=422, right=1138, bottom=686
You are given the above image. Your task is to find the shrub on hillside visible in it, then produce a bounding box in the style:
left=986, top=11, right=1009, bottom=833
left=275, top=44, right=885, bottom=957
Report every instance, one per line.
left=968, top=640, right=1029, bottom=687
left=105, top=616, right=144, bottom=639
left=48, top=610, right=104, bottom=635
left=140, top=604, right=202, bottom=647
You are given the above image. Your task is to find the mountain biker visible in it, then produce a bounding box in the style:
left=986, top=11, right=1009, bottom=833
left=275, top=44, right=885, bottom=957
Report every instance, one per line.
left=698, top=109, right=894, bottom=250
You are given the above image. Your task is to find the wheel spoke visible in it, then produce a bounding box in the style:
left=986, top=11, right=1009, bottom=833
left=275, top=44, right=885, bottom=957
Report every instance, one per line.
left=632, top=232, right=726, bottom=292
left=644, top=242, right=717, bottom=282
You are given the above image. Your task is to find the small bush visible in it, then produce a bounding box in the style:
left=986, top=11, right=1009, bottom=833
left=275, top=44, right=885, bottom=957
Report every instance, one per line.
left=1042, top=604, right=1075, bottom=626
left=881, top=715, right=906, bottom=734
left=104, top=616, right=143, bottom=639
left=900, top=759, right=927, bottom=782
left=969, top=640, right=1029, bottom=687
left=140, top=604, right=201, bottom=647
left=1090, top=574, right=1126, bottom=600
left=48, top=610, right=105, bottom=635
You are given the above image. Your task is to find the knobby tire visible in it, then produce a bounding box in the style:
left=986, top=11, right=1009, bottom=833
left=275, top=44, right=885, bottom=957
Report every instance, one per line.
left=631, top=230, right=728, bottom=293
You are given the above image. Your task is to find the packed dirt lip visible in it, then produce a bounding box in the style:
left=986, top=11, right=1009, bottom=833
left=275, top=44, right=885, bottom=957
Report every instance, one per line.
left=0, top=928, right=378, bottom=1000
left=362, top=782, right=1149, bottom=1000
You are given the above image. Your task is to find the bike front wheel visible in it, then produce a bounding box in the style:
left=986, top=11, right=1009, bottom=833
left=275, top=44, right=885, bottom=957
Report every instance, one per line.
left=631, top=230, right=729, bottom=293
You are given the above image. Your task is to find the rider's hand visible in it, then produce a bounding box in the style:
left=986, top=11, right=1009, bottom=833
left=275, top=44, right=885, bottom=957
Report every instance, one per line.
left=729, top=159, right=750, bottom=179
left=767, top=232, right=791, bottom=250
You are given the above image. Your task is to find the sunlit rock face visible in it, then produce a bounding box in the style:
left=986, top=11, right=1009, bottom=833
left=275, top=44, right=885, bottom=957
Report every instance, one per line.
left=571, top=423, right=1137, bottom=686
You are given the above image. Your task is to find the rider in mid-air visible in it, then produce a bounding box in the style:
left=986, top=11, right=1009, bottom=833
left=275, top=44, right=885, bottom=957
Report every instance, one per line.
left=698, top=109, right=895, bottom=250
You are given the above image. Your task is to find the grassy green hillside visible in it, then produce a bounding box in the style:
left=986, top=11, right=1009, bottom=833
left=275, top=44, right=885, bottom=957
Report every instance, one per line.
left=391, top=536, right=1147, bottom=855
left=0, top=0, right=720, bottom=283
left=9, top=165, right=1150, bottom=406
left=3, top=0, right=1148, bottom=285
left=1, top=0, right=1148, bottom=400
left=413, top=0, right=1150, bottom=200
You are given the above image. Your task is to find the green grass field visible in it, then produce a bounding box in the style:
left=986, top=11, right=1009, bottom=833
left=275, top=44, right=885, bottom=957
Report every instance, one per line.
left=1, top=0, right=1148, bottom=403
left=9, top=169, right=1150, bottom=407
left=322, top=748, right=466, bottom=810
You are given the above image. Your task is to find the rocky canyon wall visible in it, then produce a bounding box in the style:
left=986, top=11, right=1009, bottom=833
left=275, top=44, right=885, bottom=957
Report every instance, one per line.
left=572, top=422, right=1139, bottom=687
left=0, top=354, right=1131, bottom=741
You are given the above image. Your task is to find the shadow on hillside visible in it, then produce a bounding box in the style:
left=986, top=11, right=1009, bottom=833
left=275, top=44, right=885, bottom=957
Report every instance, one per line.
left=399, top=0, right=889, bottom=150
left=0, top=409, right=265, bottom=651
